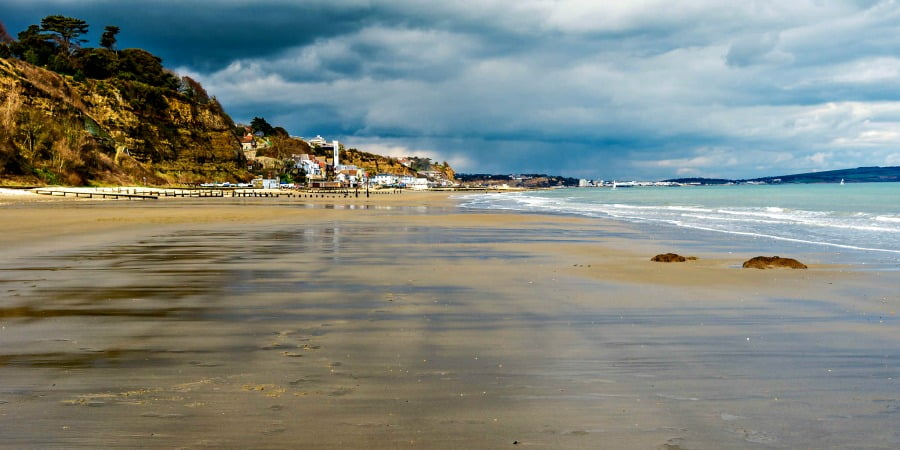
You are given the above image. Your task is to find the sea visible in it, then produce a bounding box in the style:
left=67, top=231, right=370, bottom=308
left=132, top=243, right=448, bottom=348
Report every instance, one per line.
left=460, top=183, right=900, bottom=268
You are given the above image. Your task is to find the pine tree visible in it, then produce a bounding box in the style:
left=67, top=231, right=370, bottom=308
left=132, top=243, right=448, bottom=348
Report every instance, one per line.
left=40, top=15, right=89, bottom=55
left=100, top=25, right=119, bottom=51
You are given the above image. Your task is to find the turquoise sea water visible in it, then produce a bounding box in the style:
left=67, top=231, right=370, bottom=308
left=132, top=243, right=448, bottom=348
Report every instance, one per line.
left=460, top=183, right=900, bottom=264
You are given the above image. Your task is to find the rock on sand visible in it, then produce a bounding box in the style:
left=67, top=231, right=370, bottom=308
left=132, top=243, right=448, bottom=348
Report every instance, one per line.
left=741, top=256, right=807, bottom=269
left=651, top=253, right=697, bottom=262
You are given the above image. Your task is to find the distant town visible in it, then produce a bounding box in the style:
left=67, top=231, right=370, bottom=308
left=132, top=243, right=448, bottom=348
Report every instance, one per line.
left=236, top=130, right=458, bottom=190
left=238, top=128, right=900, bottom=191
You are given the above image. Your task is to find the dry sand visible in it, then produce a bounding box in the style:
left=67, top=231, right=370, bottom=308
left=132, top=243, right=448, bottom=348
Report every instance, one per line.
left=0, top=190, right=897, bottom=448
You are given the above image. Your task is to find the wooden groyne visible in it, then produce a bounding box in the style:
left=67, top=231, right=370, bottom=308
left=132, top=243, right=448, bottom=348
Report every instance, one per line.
left=33, top=189, right=158, bottom=200
left=29, top=187, right=409, bottom=200
left=232, top=190, right=294, bottom=198
left=112, top=188, right=225, bottom=198
left=297, top=188, right=402, bottom=199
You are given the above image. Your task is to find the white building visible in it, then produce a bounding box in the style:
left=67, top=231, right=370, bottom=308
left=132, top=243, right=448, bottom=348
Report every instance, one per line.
left=241, top=133, right=255, bottom=150
left=398, top=176, right=429, bottom=189
left=300, top=159, right=322, bottom=177
left=335, top=165, right=364, bottom=184
left=291, top=154, right=324, bottom=178
left=307, top=135, right=327, bottom=147
left=371, top=174, right=398, bottom=186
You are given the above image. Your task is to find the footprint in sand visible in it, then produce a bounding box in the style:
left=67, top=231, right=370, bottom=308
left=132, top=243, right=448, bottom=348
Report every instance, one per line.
left=259, top=330, right=322, bottom=357
left=329, top=387, right=355, bottom=396
left=732, top=426, right=777, bottom=444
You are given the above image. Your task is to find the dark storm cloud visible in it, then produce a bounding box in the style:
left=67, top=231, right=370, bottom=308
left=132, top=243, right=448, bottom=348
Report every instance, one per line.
left=2, top=0, right=379, bottom=70
left=6, top=1, right=900, bottom=178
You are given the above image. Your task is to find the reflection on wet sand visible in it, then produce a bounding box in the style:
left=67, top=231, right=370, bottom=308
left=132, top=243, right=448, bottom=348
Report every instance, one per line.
left=0, top=305, right=203, bottom=320
left=0, top=200, right=898, bottom=448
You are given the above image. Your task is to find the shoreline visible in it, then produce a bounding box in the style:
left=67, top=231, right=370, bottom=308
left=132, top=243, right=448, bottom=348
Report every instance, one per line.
left=1, top=186, right=889, bottom=273
left=454, top=186, right=900, bottom=270
left=5, top=185, right=897, bottom=271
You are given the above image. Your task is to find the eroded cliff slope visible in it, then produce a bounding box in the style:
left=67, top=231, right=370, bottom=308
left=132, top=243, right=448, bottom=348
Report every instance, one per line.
left=0, top=57, right=248, bottom=185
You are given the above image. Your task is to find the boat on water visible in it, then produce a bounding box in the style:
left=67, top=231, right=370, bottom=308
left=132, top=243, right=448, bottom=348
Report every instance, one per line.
left=840, top=178, right=845, bottom=185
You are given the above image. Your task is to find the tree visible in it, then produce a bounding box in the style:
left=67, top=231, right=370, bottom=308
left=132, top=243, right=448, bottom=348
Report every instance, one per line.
left=100, top=25, right=119, bottom=51
left=0, top=21, right=13, bottom=43
left=250, top=117, right=275, bottom=136
left=40, top=15, right=89, bottom=55
left=77, top=48, right=117, bottom=79
left=0, top=22, right=12, bottom=58
left=409, top=156, right=432, bottom=172
left=117, top=48, right=178, bottom=89
left=11, top=25, right=56, bottom=66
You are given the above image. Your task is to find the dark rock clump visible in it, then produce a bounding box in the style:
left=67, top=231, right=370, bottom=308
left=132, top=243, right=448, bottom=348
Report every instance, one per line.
left=651, top=253, right=697, bottom=262
left=742, top=256, right=807, bottom=269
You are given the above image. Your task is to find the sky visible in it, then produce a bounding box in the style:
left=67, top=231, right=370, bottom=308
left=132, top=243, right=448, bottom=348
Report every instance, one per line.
left=5, top=0, right=900, bottom=179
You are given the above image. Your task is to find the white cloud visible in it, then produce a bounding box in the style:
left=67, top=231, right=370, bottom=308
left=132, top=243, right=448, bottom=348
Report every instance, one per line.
left=807, top=152, right=830, bottom=166
left=635, top=147, right=740, bottom=172
left=885, top=152, right=900, bottom=165
left=831, top=57, right=900, bottom=84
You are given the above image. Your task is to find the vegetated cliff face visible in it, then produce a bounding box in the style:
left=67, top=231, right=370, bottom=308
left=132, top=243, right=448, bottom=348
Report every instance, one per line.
left=340, top=148, right=416, bottom=177
left=0, top=57, right=248, bottom=185
left=439, top=164, right=456, bottom=181
left=340, top=148, right=456, bottom=181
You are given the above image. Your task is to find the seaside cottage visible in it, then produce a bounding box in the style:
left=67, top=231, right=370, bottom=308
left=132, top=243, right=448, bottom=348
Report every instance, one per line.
left=336, top=167, right=367, bottom=187
left=397, top=175, right=429, bottom=189
left=294, top=155, right=324, bottom=178
left=372, top=174, right=399, bottom=186
left=240, top=133, right=256, bottom=150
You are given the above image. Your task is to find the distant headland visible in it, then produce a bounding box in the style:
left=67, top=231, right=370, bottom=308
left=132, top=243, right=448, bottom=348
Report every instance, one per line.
left=665, top=166, right=900, bottom=185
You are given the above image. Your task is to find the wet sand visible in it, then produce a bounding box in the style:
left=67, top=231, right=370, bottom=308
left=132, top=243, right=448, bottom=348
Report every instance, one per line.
left=0, top=191, right=898, bottom=448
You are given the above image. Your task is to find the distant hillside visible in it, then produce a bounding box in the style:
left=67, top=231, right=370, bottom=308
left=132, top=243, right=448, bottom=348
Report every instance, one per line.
left=662, top=177, right=733, bottom=185
left=338, top=149, right=416, bottom=178
left=457, top=173, right=579, bottom=188
left=664, top=167, right=900, bottom=185
left=746, top=166, right=900, bottom=184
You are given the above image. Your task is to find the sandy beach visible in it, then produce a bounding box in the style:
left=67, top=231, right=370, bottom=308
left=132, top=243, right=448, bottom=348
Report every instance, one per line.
left=0, top=189, right=898, bottom=449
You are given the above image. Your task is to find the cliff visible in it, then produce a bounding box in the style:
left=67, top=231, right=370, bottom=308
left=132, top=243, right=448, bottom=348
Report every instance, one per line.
left=0, top=57, right=248, bottom=186
left=339, top=148, right=455, bottom=181
left=339, top=148, right=416, bottom=178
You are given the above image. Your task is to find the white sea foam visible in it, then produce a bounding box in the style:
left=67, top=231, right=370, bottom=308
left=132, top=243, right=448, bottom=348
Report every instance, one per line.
left=666, top=206, right=712, bottom=213
left=664, top=221, right=900, bottom=254
left=459, top=186, right=900, bottom=258
left=680, top=213, right=783, bottom=224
